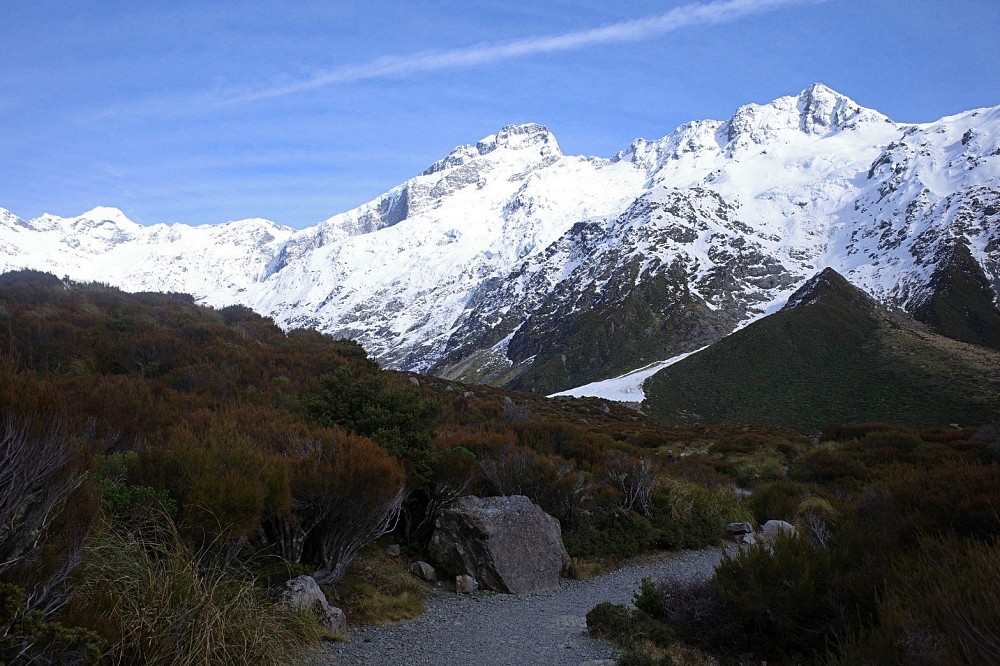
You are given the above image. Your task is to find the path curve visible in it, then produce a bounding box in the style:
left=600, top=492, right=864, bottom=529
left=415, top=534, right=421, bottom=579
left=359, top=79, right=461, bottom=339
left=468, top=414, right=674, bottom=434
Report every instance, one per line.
left=316, top=548, right=727, bottom=666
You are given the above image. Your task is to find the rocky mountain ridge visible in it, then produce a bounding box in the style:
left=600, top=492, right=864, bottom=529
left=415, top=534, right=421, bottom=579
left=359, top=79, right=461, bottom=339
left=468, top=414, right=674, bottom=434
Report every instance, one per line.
left=2, top=84, right=998, bottom=394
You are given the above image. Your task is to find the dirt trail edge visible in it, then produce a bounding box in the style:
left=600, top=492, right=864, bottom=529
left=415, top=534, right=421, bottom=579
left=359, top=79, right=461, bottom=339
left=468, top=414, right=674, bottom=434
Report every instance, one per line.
left=316, top=547, right=728, bottom=666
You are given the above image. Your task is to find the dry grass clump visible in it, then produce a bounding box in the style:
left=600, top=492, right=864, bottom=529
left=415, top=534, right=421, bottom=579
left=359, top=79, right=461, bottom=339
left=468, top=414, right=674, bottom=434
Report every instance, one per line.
left=75, top=515, right=323, bottom=666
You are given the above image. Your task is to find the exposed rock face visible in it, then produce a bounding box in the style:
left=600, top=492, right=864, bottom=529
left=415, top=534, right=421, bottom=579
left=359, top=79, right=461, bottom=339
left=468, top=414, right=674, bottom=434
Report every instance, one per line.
left=429, top=495, right=570, bottom=594
left=281, top=575, right=347, bottom=634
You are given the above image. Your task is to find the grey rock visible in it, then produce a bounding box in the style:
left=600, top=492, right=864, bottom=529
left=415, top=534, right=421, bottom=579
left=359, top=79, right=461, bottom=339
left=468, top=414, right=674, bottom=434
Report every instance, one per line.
left=742, top=532, right=758, bottom=545
left=579, top=661, right=616, bottom=666
left=429, top=495, right=570, bottom=594
left=503, top=396, right=513, bottom=405
left=598, top=404, right=610, bottom=414
left=408, top=560, right=437, bottom=582
left=385, top=544, right=401, bottom=557
left=445, top=385, right=454, bottom=392
left=408, top=376, right=420, bottom=386
left=726, top=521, right=753, bottom=535
left=455, top=574, right=479, bottom=594
left=761, top=520, right=797, bottom=539
left=463, top=391, right=475, bottom=398
left=281, top=575, right=347, bottom=634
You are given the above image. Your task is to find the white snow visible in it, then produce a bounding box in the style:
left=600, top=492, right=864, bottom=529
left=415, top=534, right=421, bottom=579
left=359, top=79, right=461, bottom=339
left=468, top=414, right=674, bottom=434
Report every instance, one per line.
left=548, top=348, right=709, bottom=402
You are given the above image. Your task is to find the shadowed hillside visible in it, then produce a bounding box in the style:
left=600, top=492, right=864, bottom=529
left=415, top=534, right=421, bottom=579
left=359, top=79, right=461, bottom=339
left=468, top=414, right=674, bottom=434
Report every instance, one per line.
left=643, top=268, right=1000, bottom=431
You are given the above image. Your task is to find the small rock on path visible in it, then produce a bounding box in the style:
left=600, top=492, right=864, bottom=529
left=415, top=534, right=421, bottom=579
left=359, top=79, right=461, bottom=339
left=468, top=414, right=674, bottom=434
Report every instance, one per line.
left=315, top=547, right=727, bottom=666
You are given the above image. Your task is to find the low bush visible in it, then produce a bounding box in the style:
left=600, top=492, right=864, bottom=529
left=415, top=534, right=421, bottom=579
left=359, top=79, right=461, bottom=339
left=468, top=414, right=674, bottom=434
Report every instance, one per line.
left=586, top=600, right=673, bottom=653
left=633, top=577, right=746, bottom=654
left=793, top=449, right=866, bottom=483
left=587, top=583, right=725, bottom=666
left=719, top=448, right=785, bottom=488
left=713, top=535, right=839, bottom=659
left=820, top=423, right=895, bottom=442
left=0, top=582, right=103, bottom=666
left=563, top=509, right=656, bottom=560
left=667, top=453, right=731, bottom=489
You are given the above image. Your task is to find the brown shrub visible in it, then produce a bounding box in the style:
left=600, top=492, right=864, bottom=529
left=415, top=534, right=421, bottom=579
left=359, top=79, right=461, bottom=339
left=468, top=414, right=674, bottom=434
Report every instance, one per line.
left=883, top=461, right=1000, bottom=539
left=793, top=449, right=867, bottom=483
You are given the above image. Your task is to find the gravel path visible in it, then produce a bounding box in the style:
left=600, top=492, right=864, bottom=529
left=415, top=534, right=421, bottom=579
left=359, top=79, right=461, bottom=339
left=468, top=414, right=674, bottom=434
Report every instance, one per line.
left=315, top=547, right=727, bottom=666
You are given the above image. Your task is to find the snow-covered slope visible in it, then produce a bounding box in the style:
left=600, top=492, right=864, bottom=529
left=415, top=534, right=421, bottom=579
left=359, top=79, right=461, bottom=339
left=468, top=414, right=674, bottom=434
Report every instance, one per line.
left=0, top=206, right=296, bottom=298
left=2, top=85, right=998, bottom=394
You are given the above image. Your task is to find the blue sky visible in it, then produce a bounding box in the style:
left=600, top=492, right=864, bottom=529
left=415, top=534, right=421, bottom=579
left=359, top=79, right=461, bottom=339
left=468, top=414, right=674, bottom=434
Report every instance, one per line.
left=2, top=0, right=998, bottom=228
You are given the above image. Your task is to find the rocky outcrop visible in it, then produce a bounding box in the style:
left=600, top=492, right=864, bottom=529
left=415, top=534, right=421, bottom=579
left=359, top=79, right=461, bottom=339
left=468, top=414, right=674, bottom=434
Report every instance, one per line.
left=281, top=575, right=347, bottom=634
left=429, top=495, right=570, bottom=594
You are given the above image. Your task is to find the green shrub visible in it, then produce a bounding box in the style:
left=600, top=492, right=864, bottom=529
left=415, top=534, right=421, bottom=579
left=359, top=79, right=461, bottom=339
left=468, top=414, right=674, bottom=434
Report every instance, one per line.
left=714, top=534, right=839, bottom=658
left=861, top=430, right=923, bottom=453
left=633, top=576, right=747, bottom=655
left=301, top=365, right=441, bottom=483
left=563, top=509, right=656, bottom=560
left=586, top=601, right=673, bottom=650
left=95, top=452, right=177, bottom=517
left=0, top=582, right=103, bottom=666
left=722, top=449, right=785, bottom=488
left=820, top=423, right=896, bottom=442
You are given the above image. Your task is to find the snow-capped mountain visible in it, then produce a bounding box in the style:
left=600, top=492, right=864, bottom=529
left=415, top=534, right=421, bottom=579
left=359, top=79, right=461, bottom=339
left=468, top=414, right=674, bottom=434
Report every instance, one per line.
left=2, top=84, right=998, bottom=394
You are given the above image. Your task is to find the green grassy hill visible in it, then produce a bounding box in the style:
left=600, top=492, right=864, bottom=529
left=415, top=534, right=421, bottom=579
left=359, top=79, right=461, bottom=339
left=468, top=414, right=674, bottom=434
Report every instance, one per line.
left=642, top=268, right=1000, bottom=431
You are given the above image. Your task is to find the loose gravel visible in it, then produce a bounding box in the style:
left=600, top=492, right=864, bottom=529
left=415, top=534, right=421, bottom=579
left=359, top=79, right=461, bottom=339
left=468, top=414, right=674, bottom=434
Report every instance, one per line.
left=315, top=547, right=728, bottom=666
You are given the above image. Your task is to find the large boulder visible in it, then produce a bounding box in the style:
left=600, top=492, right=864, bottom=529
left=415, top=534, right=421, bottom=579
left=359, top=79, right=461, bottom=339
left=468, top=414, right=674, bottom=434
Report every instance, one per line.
left=428, top=495, right=570, bottom=594
left=281, top=575, right=347, bottom=634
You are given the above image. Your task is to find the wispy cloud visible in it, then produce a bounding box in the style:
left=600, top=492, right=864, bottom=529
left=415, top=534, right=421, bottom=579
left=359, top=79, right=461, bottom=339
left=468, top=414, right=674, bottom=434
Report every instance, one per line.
left=222, top=0, right=825, bottom=104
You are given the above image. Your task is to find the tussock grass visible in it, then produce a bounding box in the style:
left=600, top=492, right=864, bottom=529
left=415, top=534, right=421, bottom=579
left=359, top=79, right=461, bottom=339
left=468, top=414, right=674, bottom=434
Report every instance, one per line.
left=76, top=515, right=323, bottom=666
left=657, top=477, right=752, bottom=527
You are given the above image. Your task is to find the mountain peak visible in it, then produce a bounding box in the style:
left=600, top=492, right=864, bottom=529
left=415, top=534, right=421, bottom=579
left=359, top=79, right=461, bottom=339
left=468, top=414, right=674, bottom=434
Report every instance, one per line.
left=725, top=84, right=892, bottom=147
left=783, top=267, right=863, bottom=309
left=78, top=206, right=135, bottom=225
left=422, top=123, right=561, bottom=176
left=477, top=123, right=561, bottom=156
left=795, top=83, right=891, bottom=134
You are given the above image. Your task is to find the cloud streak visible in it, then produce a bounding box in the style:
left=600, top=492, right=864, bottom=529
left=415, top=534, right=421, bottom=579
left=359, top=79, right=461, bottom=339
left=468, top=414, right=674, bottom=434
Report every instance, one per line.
left=223, top=0, right=824, bottom=104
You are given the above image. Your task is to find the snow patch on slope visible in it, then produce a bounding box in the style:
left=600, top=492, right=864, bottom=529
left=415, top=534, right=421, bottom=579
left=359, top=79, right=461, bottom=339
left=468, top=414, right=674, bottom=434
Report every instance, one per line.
left=549, top=348, right=708, bottom=402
